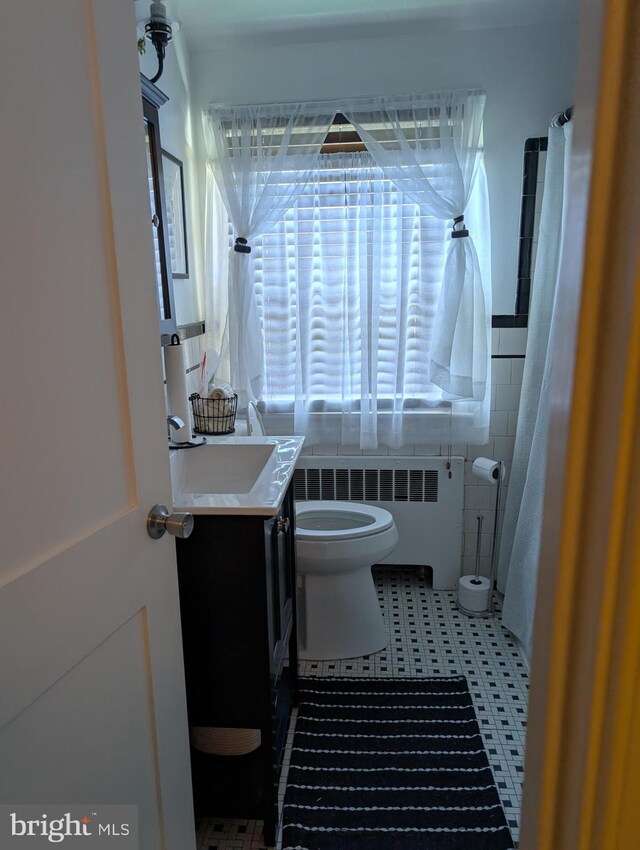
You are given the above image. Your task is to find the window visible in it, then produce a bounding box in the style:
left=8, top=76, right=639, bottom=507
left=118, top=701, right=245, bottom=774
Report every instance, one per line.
left=252, top=151, right=487, bottom=448
left=204, top=94, right=490, bottom=449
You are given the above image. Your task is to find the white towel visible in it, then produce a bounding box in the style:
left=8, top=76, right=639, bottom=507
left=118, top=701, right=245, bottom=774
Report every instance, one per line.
left=208, top=382, right=234, bottom=400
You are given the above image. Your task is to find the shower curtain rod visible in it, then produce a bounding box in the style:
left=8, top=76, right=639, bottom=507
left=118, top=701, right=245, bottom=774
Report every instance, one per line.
left=552, top=105, right=574, bottom=127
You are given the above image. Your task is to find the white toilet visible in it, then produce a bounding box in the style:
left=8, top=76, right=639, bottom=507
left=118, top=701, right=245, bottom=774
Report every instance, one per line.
left=247, top=404, right=398, bottom=660
left=295, top=501, right=398, bottom=660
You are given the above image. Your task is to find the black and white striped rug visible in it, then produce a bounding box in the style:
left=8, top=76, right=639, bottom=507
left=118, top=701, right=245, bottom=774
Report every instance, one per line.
left=282, top=676, right=514, bottom=850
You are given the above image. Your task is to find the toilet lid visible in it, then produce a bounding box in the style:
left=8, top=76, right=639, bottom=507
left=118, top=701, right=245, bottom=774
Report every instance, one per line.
left=295, top=500, right=394, bottom=542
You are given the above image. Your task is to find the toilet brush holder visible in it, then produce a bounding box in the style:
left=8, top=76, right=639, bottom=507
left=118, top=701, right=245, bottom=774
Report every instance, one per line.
left=458, top=514, right=492, bottom=617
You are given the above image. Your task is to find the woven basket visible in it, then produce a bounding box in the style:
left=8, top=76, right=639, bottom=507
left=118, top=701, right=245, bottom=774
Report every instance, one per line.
left=189, top=726, right=261, bottom=756
left=189, top=393, right=237, bottom=435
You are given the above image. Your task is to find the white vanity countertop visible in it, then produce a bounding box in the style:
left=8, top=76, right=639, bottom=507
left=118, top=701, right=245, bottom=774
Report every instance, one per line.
left=170, top=434, right=304, bottom=516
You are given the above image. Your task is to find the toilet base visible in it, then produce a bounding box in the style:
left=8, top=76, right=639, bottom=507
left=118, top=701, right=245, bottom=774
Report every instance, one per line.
left=297, top=566, right=387, bottom=660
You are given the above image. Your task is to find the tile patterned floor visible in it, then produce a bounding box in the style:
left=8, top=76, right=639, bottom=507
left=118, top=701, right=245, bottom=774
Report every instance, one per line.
left=197, top=567, right=529, bottom=850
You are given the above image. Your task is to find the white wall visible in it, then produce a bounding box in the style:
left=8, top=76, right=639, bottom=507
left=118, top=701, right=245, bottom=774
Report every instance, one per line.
left=190, top=19, right=577, bottom=313
left=139, top=31, right=203, bottom=325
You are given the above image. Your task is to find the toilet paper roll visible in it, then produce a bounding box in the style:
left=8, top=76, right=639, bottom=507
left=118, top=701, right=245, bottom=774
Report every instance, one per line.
left=209, top=382, right=234, bottom=400
left=458, top=575, right=491, bottom=613
left=472, top=457, right=503, bottom=484
left=164, top=338, right=192, bottom=444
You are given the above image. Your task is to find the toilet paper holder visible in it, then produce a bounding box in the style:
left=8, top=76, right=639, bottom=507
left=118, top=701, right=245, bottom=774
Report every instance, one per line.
left=458, top=459, right=504, bottom=619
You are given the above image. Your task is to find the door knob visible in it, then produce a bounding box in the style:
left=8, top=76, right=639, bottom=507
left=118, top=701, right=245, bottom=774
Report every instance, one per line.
left=147, top=504, right=194, bottom=540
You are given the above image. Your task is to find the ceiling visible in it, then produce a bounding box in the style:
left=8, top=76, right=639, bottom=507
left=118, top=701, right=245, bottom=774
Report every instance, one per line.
left=156, top=0, right=579, bottom=51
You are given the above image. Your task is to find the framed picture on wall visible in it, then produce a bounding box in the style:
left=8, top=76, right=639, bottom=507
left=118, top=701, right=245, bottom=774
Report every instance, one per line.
left=161, top=149, right=189, bottom=278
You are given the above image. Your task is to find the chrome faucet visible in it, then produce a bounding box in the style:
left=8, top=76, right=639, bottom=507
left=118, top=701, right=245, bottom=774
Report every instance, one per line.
left=167, top=414, right=185, bottom=439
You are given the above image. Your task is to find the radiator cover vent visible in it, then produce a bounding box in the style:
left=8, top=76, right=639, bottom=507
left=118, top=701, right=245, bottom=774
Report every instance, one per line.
left=294, top=467, right=439, bottom=503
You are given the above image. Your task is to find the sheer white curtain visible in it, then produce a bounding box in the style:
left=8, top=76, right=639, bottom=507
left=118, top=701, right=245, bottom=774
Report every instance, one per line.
left=498, top=123, right=573, bottom=661
left=203, top=174, right=229, bottom=367
left=343, top=90, right=489, bottom=402
left=254, top=152, right=491, bottom=448
left=203, top=103, right=334, bottom=401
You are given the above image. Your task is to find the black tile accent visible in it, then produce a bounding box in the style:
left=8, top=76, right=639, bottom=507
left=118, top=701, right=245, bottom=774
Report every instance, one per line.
left=519, top=200, right=536, bottom=240
left=517, top=239, right=533, bottom=280
left=504, top=136, right=549, bottom=330
left=515, top=276, right=531, bottom=315
left=492, top=315, right=516, bottom=328
left=522, top=152, right=539, bottom=196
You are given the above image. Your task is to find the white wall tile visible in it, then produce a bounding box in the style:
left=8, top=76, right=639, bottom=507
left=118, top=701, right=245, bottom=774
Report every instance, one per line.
left=489, top=410, right=509, bottom=436
left=337, top=444, right=363, bottom=456
left=491, top=359, right=512, bottom=384
left=495, top=383, right=521, bottom=411
left=491, top=328, right=500, bottom=355
left=498, top=328, right=528, bottom=356
left=510, top=358, right=525, bottom=385
left=445, top=444, right=468, bottom=458
left=494, top=435, right=516, bottom=461
left=461, top=555, right=476, bottom=576
left=467, top=439, right=494, bottom=459
left=389, top=446, right=415, bottom=456
left=464, top=484, right=496, bottom=509
left=312, top=443, right=339, bottom=455
left=414, top=444, right=442, bottom=456
left=463, top=531, right=478, bottom=556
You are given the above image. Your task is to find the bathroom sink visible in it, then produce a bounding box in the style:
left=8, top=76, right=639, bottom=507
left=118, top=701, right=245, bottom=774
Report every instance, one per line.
left=175, top=443, right=275, bottom=495
left=170, top=435, right=305, bottom=515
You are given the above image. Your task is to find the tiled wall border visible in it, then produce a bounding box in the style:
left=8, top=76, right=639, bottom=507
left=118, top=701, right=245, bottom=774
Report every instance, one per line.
left=493, top=136, right=548, bottom=330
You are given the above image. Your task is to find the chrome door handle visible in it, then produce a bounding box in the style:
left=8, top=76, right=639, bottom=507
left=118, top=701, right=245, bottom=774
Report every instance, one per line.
left=277, top=517, right=290, bottom=534
left=147, top=504, right=194, bottom=540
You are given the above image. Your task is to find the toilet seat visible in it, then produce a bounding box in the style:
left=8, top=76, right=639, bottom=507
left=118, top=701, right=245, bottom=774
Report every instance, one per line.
left=295, top=500, right=394, bottom=542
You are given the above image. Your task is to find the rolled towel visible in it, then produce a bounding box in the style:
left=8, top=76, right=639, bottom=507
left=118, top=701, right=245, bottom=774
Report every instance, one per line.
left=208, top=382, right=234, bottom=400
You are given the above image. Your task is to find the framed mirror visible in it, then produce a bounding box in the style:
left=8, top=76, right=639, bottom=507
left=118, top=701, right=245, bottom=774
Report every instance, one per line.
left=162, top=150, right=189, bottom=279
left=141, top=74, right=177, bottom=344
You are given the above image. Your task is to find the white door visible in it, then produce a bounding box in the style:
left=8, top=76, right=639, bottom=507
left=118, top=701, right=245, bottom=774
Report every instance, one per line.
left=0, top=2, right=195, bottom=848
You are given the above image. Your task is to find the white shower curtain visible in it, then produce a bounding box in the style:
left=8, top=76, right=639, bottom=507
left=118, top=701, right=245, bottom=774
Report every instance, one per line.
left=498, top=123, right=573, bottom=662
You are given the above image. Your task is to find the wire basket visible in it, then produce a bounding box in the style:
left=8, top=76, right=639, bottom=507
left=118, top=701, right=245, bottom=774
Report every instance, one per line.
left=189, top=393, right=237, bottom=435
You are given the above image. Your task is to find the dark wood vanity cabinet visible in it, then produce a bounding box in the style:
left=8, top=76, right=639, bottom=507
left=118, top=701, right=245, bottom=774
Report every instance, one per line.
left=175, top=483, right=298, bottom=845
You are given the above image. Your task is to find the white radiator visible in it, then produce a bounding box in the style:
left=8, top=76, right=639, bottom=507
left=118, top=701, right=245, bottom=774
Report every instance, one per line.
left=294, top=456, right=463, bottom=589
